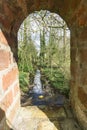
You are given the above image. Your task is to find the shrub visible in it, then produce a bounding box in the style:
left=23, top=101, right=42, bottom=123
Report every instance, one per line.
left=41, top=67, right=70, bottom=97
left=19, top=71, right=29, bottom=92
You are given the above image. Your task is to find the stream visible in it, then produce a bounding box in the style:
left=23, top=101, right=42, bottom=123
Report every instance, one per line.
left=29, top=69, right=65, bottom=106
left=21, top=70, right=82, bottom=130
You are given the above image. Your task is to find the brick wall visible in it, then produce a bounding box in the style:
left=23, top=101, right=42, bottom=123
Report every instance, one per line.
left=0, top=29, right=20, bottom=129
left=0, top=0, right=87, bottom=129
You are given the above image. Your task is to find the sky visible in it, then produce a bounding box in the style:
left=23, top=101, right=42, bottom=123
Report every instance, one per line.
left=18, top=10, right=70, bottom=51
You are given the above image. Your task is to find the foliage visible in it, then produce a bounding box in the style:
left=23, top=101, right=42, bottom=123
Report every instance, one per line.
left=18, top=10, right=70, bottom=97
left=18, top=40, right=37, bottom=72
left=19, top=71, right=29, bottom=92
left=18, top=19, right=38, bottom=73
left=41, top=67, right=70, bottom=97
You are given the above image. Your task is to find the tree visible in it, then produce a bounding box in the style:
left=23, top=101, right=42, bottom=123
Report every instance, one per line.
left=39, top=28, right=46, bottom=67
left=18, top=18, right=38, bottom=72
left=18, top=10, right=70, bottom=95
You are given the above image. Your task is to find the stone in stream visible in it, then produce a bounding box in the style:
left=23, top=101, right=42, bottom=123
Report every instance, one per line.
left=13, top=106, right=60, bottom=130
left=55, top=95, right=65, bottom=106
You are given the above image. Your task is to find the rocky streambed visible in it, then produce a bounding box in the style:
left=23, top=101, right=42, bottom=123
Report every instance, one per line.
left=21, top=88, right=82, bottom=130
left=20, top=70, right=82, bottom=130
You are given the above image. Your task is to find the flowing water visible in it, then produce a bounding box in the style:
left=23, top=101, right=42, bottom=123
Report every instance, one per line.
left=33, top=69, right=43, bottom=94
left=29, top=69, right=65, bottom=106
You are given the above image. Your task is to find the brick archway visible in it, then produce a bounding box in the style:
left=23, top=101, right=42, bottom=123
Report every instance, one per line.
left=0, top=0, right=87, bottom=129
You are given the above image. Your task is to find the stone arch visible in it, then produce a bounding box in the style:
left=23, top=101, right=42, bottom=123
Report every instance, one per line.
left=0, top=0, right=87, bottom=129
left=0, top=108, right=10, bottom=130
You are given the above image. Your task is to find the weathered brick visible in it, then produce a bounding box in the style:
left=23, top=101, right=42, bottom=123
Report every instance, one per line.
left=13, top=83, right=20, bottom=98
left=0, top=50, right=11, bottom=70
left=0, top=31, right=8, bottom=44
left=79, top=28, right=87, bottom=41
left=3, top=2, right=14, bottom=23
left=0, top=109, right=5, bottom=122
left=78, top=87, right=87, bottom=108
left=79, top=49, right=87, bottom=63
left=0, top=117, right=10, bottom=130
left=2, top=67, right=18, bottom=91
left=70, top=62, right=79, bottom=81
left=1, top=89, right=13, bottom=111
left=81, top=69, right=87, bottom=85
left=7, top=97, right=20, bottom=124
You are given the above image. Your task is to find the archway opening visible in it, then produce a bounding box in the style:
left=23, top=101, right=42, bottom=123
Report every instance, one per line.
left=18, top=10, right=70, bottom=106
left=0, top=1, right=87, bottom=129
left=17, top=10, right=72, bottom=129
